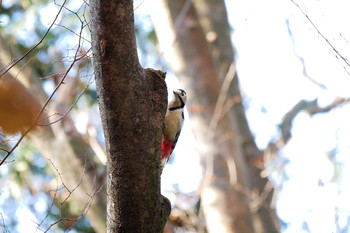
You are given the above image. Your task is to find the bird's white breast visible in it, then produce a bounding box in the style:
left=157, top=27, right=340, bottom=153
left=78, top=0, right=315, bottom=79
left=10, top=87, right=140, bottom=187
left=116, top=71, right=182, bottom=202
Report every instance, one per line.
left=164, top=109, right=183, bottom=140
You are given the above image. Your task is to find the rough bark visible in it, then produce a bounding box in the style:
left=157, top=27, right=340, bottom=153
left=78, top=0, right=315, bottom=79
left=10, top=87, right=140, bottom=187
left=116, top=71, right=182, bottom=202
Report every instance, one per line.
left=151, top=0, right=256, bottom=232
left=90, top=0, right=169, bottom=232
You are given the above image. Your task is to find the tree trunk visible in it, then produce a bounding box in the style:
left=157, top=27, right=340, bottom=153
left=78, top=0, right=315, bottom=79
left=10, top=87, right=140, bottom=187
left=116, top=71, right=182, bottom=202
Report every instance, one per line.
left=90, top=0, right=170, bottom=232
left=193, top=1, right=279, bottom=232
left=151, top=0, right=281, bottom=232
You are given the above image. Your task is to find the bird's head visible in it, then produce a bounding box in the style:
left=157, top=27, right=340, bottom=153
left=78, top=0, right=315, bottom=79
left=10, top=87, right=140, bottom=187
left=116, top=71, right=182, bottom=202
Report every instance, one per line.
left=173, top=89, right=187, bottom=105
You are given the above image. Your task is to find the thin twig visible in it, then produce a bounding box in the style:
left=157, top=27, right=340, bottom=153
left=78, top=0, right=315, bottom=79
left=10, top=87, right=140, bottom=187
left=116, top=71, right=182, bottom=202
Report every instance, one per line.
left=37, top=71, right=92, bottom=126
left=34, top=169, right=60, bottom=233
left=0, top=213, right=9, bottom=233
left=291, top=0, right=350, bottom=72
left=0, top=148, right=9, bottom=153
left=285, top=19, right=328, bottom=89
left=158, top=0, right=192, bottom=56
left=209, top=63, right=236, bottom=130
left=0, top=0, right=68, bottom=78
left=0, top=11, right=84, bottom=166
left=204, top=63, right=236, bottom=182
left=134, top=0, right=147, bottom=11
left=174, top=0, right=192, bottom=30
left=53, top=23, right=91, bottom=44
left=39, top=158, right=102, bottom=233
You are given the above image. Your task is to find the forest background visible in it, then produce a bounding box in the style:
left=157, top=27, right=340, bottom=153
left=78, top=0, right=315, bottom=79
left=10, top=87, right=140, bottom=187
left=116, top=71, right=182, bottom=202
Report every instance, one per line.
left=0, top=0, right=350, bottom=232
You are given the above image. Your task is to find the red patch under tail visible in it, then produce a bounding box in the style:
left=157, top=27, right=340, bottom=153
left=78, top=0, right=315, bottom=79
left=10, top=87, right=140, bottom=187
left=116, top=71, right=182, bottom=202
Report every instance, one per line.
left=161, top=136, right=173, bottom=162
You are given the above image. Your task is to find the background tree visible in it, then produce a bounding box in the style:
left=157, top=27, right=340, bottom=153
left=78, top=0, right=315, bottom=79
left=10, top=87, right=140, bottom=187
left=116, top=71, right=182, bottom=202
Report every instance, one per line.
left=151, top=0, right=278, bottom=232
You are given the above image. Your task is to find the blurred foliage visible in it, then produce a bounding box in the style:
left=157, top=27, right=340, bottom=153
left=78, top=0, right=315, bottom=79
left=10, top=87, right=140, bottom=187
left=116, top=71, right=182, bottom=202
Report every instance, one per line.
left=0, top=0, right=98, bottom=232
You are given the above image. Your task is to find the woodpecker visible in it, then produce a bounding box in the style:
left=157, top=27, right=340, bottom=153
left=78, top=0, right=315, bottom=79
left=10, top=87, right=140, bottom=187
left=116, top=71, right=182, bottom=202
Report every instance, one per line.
left=161, top=89, right=187, bottom=168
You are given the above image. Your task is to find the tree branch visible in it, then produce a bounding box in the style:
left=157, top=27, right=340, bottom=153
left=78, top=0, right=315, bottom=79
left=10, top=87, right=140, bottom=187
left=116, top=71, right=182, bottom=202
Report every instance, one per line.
left=279, top=97, right=350, bottom=143
left=0, top=0, right=68, bottom=79
left=291, top=0, right=350, bottom=74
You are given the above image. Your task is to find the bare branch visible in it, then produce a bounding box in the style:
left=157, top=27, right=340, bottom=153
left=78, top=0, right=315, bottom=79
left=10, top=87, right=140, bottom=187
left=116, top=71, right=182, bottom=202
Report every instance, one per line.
left=0, top=11, right=87, bottom=166
left=209, top=62, right=236, bottom=131
left=156, top=0, right=193, bottom=56
left=285, top=19, right=328, bottom=89
left=33, top=158, right=102, bottom=233
left=0, top=213, right=9, bottom=233
left=291, top=0, right=350, bottom=74
left=34, top=173, right=60, bottom=233
left=204, top=62, right=237, bottom=185
left=279, top=97, right=350, bottom=143
left=0, top=148, right=9, bottom=153
left=174, top=0, right=192, bottom=30
left=0, top=0, right=68, bottom=79
left=37, top=74, right=92, bottom=127
left=134, top=0, right=147, bottom=11
left=53, top=23, right=91, bottom=44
